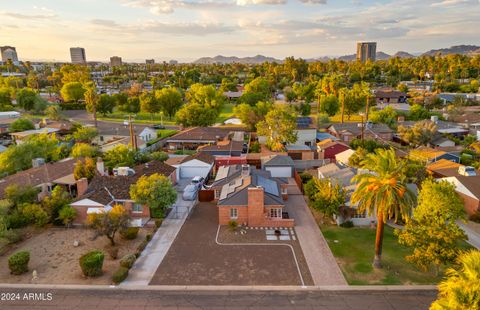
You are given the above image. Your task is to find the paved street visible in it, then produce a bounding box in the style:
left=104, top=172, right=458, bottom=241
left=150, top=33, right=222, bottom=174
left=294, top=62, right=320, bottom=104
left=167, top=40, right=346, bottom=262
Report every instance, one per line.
left=0, top=286, right=437, bottom=310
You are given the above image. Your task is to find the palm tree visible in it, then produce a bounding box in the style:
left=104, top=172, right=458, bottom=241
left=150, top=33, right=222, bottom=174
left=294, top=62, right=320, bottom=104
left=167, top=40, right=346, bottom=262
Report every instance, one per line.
left=351, top=148, right=416, bottom=268
left=430, top=250, right=480, bottom=310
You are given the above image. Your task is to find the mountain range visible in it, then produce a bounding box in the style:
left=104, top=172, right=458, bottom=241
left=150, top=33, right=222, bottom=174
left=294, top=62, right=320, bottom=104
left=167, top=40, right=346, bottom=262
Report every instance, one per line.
left=192, top=45, right=480, bottom=64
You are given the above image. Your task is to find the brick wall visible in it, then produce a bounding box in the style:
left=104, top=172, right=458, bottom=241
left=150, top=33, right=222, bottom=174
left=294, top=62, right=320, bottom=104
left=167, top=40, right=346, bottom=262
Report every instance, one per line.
left=457, top=192, right=480, bottom=216
left=247, top=187, right=265, bottom=226
left=218, top=205, right=248, bottom=225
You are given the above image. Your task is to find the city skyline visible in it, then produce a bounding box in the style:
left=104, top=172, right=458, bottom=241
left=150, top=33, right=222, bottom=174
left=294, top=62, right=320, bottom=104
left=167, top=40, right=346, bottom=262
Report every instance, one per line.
left=1, top=0, right=480, bottom=62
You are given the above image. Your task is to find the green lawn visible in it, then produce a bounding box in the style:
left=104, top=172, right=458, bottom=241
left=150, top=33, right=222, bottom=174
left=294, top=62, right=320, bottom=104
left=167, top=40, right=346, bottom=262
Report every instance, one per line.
left=216, top=103, right=235, bottom=123
left=321, top=225, right=472, bottom=285
left=98, top=112, right=177, bottom=125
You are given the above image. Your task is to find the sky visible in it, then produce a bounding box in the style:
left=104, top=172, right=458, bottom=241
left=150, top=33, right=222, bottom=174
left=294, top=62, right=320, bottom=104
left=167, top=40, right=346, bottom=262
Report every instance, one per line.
left=1, top=0, right=479, bottom=62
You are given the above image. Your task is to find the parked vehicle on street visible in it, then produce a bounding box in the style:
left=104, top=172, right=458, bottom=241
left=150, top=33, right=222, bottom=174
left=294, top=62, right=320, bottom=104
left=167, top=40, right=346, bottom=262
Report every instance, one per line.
left=182, top=184, right=198, bottom=201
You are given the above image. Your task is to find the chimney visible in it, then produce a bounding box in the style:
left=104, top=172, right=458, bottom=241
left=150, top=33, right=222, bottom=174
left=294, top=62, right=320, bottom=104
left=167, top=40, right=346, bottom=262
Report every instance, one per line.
left=76, top=178, right=89, bottom=197
left=96, top=157, right=105, bottom=176
left=247, top=187, right=265, bottom=227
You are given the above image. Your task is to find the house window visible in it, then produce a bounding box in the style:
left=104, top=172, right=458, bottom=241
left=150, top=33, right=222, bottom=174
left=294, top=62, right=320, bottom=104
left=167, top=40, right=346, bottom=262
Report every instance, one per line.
left=230, top=208, right=238, bottom=219
left=269, top=208, right=282, bottom=219
left=352, top=209, right=366, bottom=218
left=132, top=203, right=143, bottom=213
left=214, top=189, right=220, bottom=199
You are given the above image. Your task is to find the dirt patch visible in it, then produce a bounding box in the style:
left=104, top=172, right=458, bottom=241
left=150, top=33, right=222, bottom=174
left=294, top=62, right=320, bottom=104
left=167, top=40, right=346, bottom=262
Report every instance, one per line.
left=0, top=227, right=153, bottom=285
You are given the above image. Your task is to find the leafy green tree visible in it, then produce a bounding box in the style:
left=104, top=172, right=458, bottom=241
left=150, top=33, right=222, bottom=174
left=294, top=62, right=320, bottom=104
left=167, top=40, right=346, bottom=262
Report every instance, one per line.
left=140, top=92, right=160, bottom=117
left=257, top=105, right=298, bottom=151
left=234, top=101, right=272, bottom=131
left=84, top=83, right=98, bottom=127
left=396, top=179, right=466, bottom=274
left=319, top=95, right=340, bottom=116
left=155, top=87, right=183, bottom=118
left=0, top=87, right=12, bottom=106
left=430, top=250, right=480, bottom=310
left=350, top=138, right=386, bottom=153
left=175, top=103, right=219, bottom=127
left=9, top=118, right=35, bottom=133
left=72, top=157, right=96, bottom=181
left=129, top=173, right=177, bottom=218
left=32, top=96, right=48, bottom=114
left=57, top=205, right=77, bottom=227
left=398, top=120, right=437, bottom=146
left=351, top=148, right=416, bottom=268
left=103, top=144, right=136, bottom=169
left=304, top=178, right=346, bottom=219
left=45, top=105, right=62, bottom=120
left=409, top=104, right=430, bottom=121
left=4, top=185, right=39, bottom=207
left=16, top=88, right=37, bottom=111
left=96, top=94, right=115, bottom=116
left=71, top=143, right=98, bottom=158
left=149, top=151, right=169, bottom=162
left=73, top=126, right=98, bottom=143
left=87, top=204, right=130, bottom=245
left=42, top=186, right=71, bottom=224
left=369, top=106, right=398, bottom=128
left=241, top=77, right=271, bottom=103
left=61, top=82, right=85, bottom=103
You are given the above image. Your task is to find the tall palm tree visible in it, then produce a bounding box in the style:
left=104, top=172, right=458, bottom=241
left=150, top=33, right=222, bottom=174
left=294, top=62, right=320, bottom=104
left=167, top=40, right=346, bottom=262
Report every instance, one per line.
left=351, top=148, right=416, bottom=268
left=430, top=250, right=480, bottom=310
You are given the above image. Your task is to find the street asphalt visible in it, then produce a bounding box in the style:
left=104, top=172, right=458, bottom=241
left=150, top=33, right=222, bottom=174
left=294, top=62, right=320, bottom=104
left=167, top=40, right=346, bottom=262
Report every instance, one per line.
left=0, top=286, right=437, bottom=310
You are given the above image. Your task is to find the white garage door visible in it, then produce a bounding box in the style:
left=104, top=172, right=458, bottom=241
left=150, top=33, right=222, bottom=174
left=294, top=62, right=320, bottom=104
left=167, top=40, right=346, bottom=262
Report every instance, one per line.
left=180, top=166, right=210, bottom=179
left=265, top=166, right=292, bottom=178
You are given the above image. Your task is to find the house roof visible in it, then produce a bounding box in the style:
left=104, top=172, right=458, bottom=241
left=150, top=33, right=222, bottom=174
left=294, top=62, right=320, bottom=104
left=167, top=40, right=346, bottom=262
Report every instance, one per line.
left=198, top=140, right=243, bottom=153
left=0, top=158, right=80, bottom=198
left=427, top=159, right=462, bottom=173
left=316, top=132, right=339, bottom=141
left=166, top=127, right=232, bottom=143
left=10, top=128, right=59, bottom=138
left=317, top=139, right=350, bottom=151
left=262, top=155, right=295, bottom=167
left=78, top=160, right=176, bottom=205
left=164, top=155, right=187, bottom=166
left=328, top=123, right=393, bottom=137
left=217, top=171, right=284, bottom=207
left=296, top=117, right=316, bottom=129
left=451, top=113, right=480, bottom=124
left=409, top=147, right=447, bottom=161
left=179, top=152, right=215, bottom=165
left=375, top=89, right=407, bottom=99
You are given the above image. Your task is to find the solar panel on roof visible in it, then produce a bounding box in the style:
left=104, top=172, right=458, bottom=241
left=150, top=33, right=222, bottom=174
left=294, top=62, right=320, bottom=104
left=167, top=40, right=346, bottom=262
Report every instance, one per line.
left=257, top=175, right=279, bottom=196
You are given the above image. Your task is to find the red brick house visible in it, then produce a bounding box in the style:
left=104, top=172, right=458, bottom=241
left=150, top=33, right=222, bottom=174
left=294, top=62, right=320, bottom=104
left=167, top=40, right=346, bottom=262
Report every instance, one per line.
left=316, top=140, right=351, bottom=161
left=217, top=165, right=294, bottom=228
left=71, top=160, right=176, bottom=226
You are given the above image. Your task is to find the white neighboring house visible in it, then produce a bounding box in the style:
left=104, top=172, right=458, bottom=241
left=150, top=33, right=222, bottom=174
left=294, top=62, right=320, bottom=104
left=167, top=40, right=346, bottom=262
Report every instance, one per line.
left=261, top=155, right=295, bottom=178
left=335, top=149, right=355, bottom=166
left=139, top=127, right=158, bottom=142
left=167, top=153, right=215, bottom=180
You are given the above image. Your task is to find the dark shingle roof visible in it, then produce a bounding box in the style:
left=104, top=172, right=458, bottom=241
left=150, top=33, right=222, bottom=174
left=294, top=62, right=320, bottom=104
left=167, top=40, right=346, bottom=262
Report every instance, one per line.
left=263, top=155, right=295, bottom=167
left=180, top=152, right=215, bottom=165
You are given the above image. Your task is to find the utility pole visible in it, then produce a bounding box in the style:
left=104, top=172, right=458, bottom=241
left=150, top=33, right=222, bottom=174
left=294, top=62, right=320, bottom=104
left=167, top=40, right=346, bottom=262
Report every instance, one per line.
left=128, top=114, right=137, bottom=151
left=341, top=93, right=345, bottom=124
left=361, top=114, right=365, bottom=142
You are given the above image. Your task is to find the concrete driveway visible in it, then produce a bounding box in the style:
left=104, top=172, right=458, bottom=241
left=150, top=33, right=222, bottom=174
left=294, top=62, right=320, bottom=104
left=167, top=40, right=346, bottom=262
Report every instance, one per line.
left=285, top=194, right=347, bottom=286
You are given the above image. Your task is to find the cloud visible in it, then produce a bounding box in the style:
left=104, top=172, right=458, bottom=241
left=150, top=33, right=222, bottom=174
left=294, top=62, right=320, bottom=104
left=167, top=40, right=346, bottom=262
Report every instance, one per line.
left=236, top=0, right=286, bottom=5
left=431, top=0, right=478, bottom=7
left=122, top=0, right=234, bottom=14
left=90, top=18, right=233, bottom=35
left=298, top=0, right=327, bottom=4
left=1, top=11, right=57, bottom=19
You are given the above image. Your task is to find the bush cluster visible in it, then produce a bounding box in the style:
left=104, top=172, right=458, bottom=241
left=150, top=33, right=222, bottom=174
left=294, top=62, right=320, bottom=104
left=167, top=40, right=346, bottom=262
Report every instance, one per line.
left=111, top=267, right=129, bottom=284
left=8, top=251, right=30, bottom=275
left=120, top=227, right=139, bottom=240
left=119, top=254, right=136, bottom=269
left=79, top=250, right=104, bottom=277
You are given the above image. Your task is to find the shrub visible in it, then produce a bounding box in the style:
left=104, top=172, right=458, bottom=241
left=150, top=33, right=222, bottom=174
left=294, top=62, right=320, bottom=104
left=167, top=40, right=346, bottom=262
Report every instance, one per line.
left=339, top=220, right=354, bottom=228
left=2, top=229, right=23, bottom=244
left=146, top=233, right=152, bottom=241
left=119, top=254, right=136, bottom=269
left=228, top=220, right=238, bottom=232
left=120, top=227, right=139, bottom=240
left=57, top=206, right=77, bottom=227
left=6, top=211, right=29, bottom=229
left=155, top=219, right=163, bottom=228
left=249, top=141, right=260, bottom=153
left=299, top=172, right=313, bottom=184
left=136, top=240, right=148, bottom=256
left=79, top=250, right=104, bottom=277
left=111, top=267, right=129, bottom=284
left=470, top=211, right=480, bottom=223
left=22, top=203, right=49, bottom=227
left=8, top=251, right=30, bottom=275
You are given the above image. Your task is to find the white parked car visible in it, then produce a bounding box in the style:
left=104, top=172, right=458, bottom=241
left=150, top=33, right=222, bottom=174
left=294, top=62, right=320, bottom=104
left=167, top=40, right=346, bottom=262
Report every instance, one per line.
left=191, top=176, right=205, bottom=189
left=182, top=184, right=198, bottom=201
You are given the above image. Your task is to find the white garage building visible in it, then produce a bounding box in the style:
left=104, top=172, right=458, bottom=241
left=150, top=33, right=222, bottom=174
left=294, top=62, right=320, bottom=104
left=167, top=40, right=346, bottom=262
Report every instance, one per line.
left=167, top=153, right=215, bottom=180
left=261, top=155, right=295, bottom=178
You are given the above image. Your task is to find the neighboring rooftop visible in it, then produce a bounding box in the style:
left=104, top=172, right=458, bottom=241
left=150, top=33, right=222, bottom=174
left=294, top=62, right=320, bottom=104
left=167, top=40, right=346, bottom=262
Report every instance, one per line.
left=262, top=155, right=295, bottom=166
left=166, top=127, right=235, bottom=143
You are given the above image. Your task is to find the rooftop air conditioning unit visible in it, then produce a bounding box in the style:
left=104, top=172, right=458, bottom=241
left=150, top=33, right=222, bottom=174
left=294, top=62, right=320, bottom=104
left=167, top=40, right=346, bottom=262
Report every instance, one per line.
left=32, top=158, right=46, bottom=168
left=458, top=166, right=476, bottom=177
left=113, top=167, right=135, bottom=176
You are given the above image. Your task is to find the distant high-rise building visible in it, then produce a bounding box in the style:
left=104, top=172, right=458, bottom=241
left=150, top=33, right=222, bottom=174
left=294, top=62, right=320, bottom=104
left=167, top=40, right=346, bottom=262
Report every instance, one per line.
left=1, top=46, right=18, bottom=64
left=110, top=56, right=122, bottom=67
left=356, top=42, right=377, bottom=62
left=70, top=47, right=86, bottom=64
left=146, top=59, right=155, bottom=64
left=169, top=60, right=178, bottom=65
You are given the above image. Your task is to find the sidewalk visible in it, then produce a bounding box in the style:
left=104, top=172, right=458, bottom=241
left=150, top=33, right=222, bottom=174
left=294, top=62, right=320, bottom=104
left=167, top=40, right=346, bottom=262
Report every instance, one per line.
left=121, top=182, right=196, bottom=286
left=286, top=195, right=347, bottom=286
left=457, top=221, right=480, bottom=249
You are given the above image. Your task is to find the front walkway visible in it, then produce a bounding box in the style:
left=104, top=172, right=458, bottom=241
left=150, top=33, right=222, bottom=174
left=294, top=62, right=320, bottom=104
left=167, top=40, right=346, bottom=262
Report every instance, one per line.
left=122, top=179, right=196, bottom=286
left=285, top=195, right=347, bottom=286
